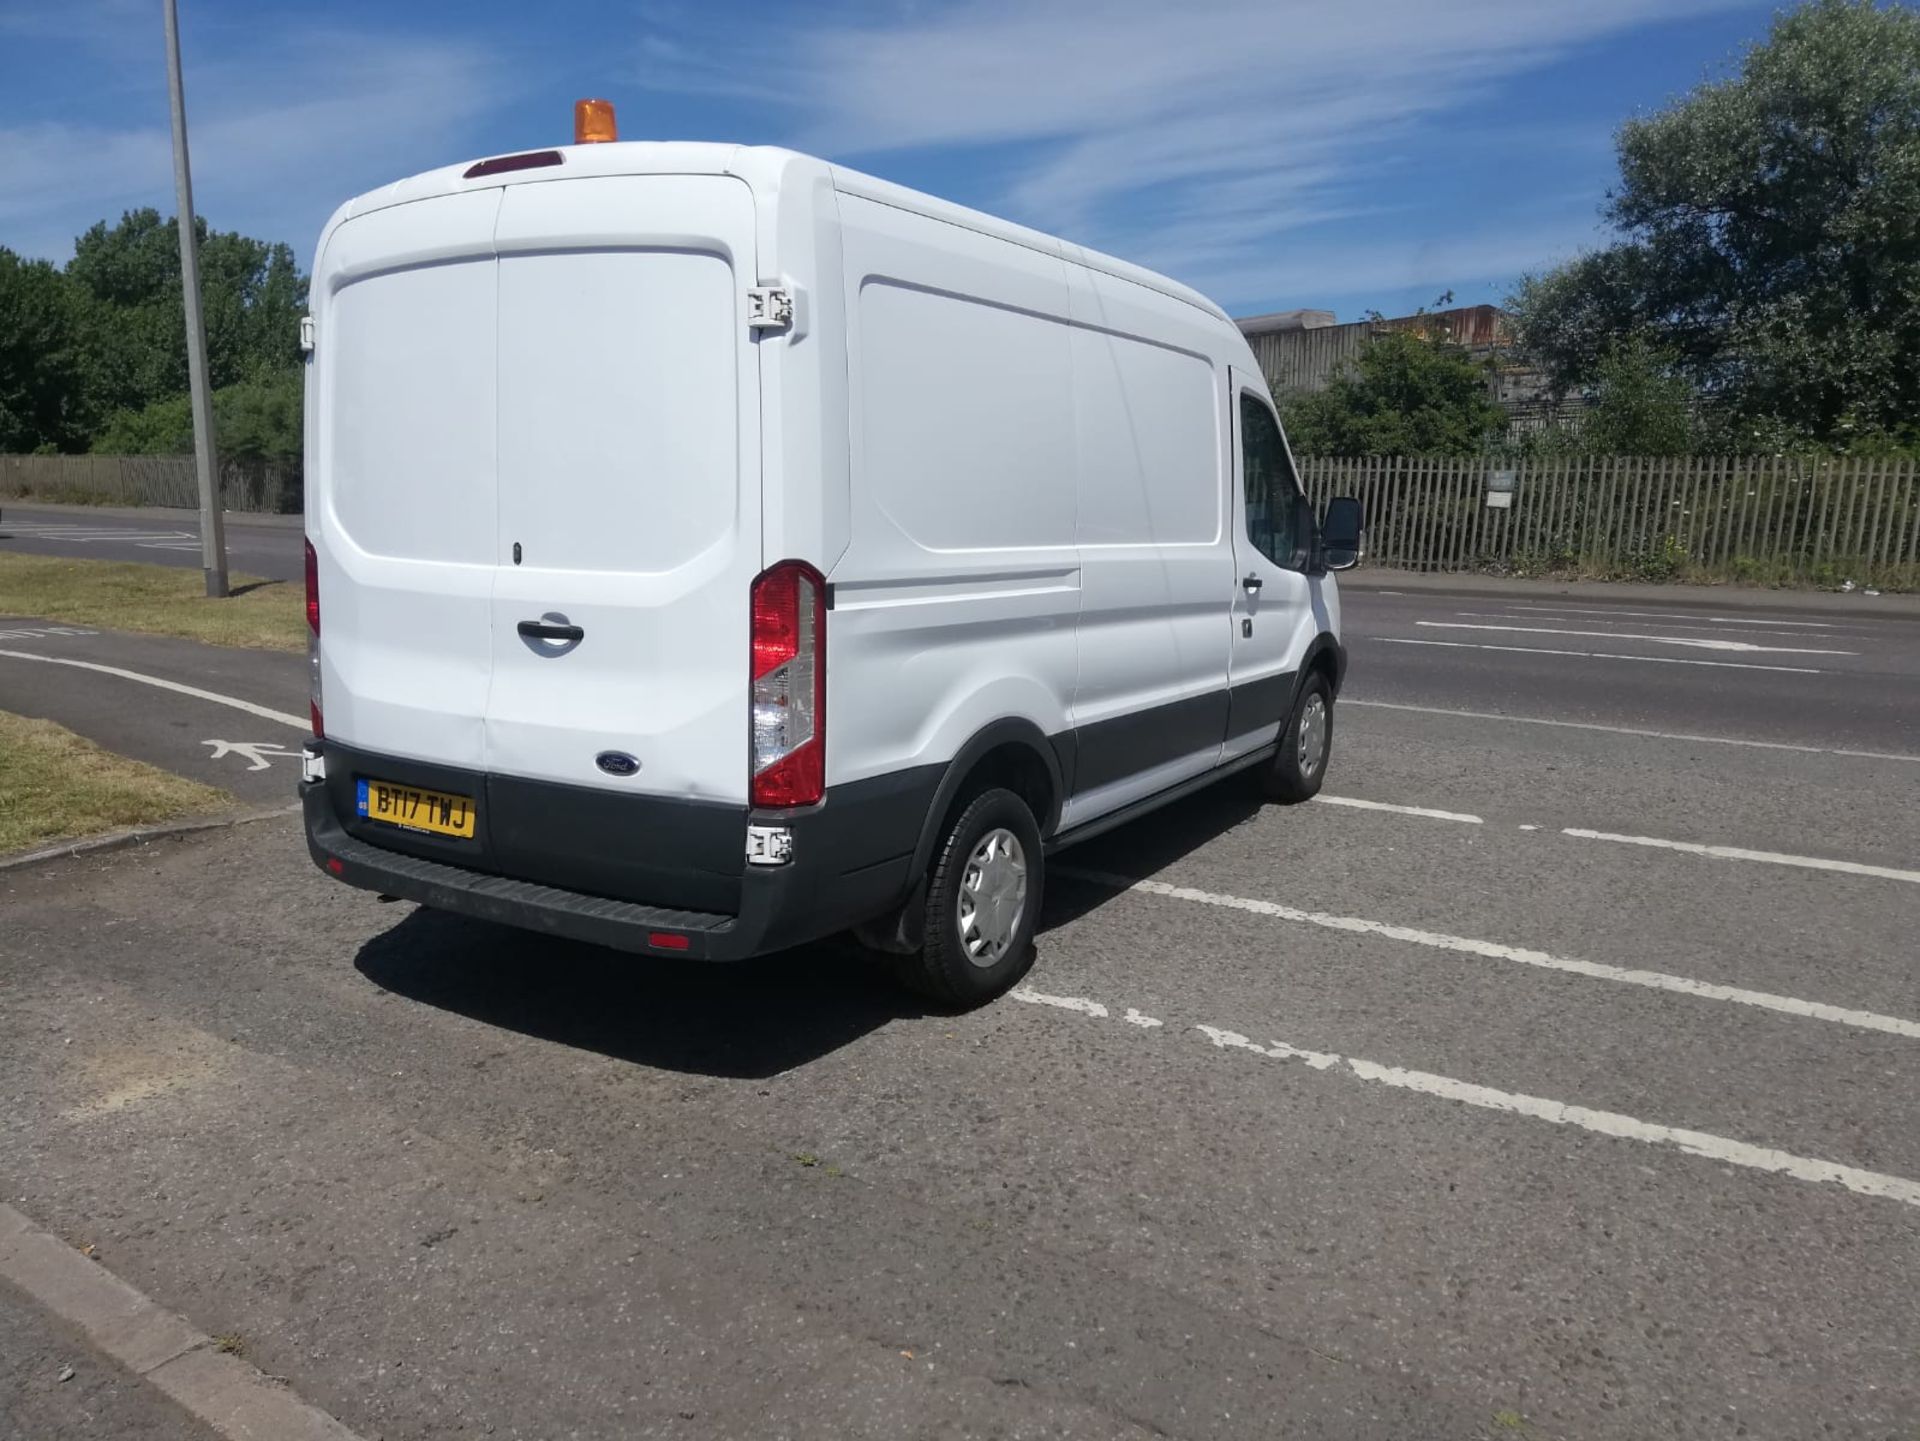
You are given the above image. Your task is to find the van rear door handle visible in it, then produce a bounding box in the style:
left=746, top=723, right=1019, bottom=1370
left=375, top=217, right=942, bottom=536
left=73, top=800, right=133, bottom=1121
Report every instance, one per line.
left=517, top=620, right=584, bottom=643
left=1242, top=573, right=1263, bottom=592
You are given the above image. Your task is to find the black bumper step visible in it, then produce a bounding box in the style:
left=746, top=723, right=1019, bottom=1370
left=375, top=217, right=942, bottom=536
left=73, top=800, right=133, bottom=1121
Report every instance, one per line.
left=307, top=789, right=736, bottom=957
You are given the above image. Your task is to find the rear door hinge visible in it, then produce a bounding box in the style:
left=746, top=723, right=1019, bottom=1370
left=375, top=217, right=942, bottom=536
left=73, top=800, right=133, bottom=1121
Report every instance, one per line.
left=746, top=287, right=793, bottom=333
left=299, top=315, right=315, bottom=355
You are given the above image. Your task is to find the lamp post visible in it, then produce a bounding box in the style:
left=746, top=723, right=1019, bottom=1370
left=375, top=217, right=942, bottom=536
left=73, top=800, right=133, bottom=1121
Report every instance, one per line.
left=163, top=0, right=228, bottom=598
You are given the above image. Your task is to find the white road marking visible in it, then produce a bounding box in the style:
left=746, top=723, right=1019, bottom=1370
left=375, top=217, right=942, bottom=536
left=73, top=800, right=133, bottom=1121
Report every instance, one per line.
left=0, top=651, right=307, bottom=729
left=1313, top=795, right=1482, bottom=824
left=0, top=626, right=98, bottom=641
left=1343, top=699, right=1920, bottom=763
left=1376, top=637, right=1824, bottom=674
left=1010, top=988, right=1109, bottom=1018
left=4, top=527, right=198, bottom=543
left=1449, top=611, right=1854, bottom=641
left=1122, top=1008, right=1165, bottom=1028
left=1518, top=824, right=1541, bottom=831
left=1563, top=828, right=1920, bottom=886
left=1195, top=1024, right=1920, bottom=1209
left=203, top=739, right=305, bottom=772
left=1502, top=604, right=1840, bottom=629
left=1015, top=993, right=1920, bottom=1208
left=1414, top=621, right=1853, bottom=655
left=1055, top=867, right=1920, bottom=1040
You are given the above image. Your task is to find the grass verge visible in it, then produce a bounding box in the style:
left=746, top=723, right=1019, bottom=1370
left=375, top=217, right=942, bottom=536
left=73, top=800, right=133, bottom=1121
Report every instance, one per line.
left=0, top=553, right=303, bottom=652
left=0, top=711, right=231, bottom=855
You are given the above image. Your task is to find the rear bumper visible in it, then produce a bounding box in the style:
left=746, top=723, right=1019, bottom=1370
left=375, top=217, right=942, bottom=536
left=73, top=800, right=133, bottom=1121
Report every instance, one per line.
left=302, top=746, right=937, bottom=960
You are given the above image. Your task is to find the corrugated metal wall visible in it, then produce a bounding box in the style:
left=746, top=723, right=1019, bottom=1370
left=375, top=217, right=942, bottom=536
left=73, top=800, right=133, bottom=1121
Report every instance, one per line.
left=1250, top=305, right=1512, bottom=395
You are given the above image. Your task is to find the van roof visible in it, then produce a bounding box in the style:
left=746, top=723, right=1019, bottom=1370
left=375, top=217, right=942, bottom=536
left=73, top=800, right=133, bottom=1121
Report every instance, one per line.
left=317, top=141, right=1231, bottom=328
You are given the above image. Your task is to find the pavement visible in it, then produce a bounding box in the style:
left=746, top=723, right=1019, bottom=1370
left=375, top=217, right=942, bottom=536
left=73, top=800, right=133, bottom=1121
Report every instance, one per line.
left=0, top=1279, right=217, bottom=1441
left=1, top=579, right=1917, bottom=1440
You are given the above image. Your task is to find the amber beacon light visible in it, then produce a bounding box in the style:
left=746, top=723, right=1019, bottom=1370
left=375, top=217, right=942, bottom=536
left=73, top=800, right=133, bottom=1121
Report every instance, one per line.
left=574, top=98, right=618, bottom=144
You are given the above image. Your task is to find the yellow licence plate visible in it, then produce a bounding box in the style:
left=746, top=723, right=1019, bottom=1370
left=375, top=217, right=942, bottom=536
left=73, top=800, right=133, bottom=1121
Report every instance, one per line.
left=356, top=778, right=476, bottom=839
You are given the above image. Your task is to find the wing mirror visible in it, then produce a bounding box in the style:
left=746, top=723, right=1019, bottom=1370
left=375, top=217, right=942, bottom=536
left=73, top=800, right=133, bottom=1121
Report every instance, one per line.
left=1320, top=496, right=1364, bottom=572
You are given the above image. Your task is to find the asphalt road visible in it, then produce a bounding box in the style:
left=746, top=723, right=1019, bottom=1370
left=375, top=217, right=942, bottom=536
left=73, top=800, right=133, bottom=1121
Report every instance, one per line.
left=0, top=504, right=305, bottom=583
left=0, top=621, right=306, bottom=808
left=1, top=581, right=1917, bottom=1440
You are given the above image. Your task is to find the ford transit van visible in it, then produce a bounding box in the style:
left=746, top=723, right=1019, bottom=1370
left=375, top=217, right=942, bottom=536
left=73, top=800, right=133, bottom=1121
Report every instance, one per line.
left=301, top=122, right=1362, bottom=1008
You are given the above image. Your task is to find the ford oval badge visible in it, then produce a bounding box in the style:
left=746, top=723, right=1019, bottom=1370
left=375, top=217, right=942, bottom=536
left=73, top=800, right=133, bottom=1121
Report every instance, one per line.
left=595, top=751, right=640, bottom=777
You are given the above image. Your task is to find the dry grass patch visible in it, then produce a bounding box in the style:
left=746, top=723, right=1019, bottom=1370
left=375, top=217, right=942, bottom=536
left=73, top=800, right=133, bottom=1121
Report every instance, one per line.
left=0, top=553, right=303, bottom=652
left=0, top=711, right=231, bottom=855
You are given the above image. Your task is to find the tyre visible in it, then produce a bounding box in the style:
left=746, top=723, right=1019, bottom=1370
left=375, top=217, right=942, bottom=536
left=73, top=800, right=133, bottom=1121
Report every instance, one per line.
left=1262, top=672, right=1333, bottom=803
left=896, top=787, right=1043, bottom=1009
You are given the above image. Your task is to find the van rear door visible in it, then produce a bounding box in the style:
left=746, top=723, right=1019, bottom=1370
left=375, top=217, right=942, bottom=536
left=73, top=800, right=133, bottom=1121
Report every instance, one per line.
left=316, top=190, right=502, bottom=769
left=484, top=175, right=763, bottom=805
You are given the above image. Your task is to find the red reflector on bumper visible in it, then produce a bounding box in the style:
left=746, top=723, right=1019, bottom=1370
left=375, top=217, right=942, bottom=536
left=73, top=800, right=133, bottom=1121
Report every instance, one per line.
left=325, top=857, right=344, bottom=875
left=648, top=932, right=690, bottom=951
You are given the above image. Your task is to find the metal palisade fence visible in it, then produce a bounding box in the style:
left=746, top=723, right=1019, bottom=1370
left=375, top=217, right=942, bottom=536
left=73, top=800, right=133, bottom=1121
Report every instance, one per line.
left=1298, top=454, right=1920, bottom=590
left=0, top=455, right=300, bottom=514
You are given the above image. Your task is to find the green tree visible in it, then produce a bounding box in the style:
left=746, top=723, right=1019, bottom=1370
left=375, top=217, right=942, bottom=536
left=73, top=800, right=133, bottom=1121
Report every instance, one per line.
left=1511, top=0, right=1920, bottom=447
left=93, top=370, right=302, bottom=466
left=1277, top=330, right=1506, bottom=456
left=0, top=248, right=91, bottom=451
left=1576, top=337, right=1698, bottom=455
left=63, top=209, right=307, bottom=437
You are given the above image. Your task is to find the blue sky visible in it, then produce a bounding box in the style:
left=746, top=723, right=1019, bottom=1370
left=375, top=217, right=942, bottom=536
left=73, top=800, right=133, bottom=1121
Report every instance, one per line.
left=1, top=0, right=1781, bottom=321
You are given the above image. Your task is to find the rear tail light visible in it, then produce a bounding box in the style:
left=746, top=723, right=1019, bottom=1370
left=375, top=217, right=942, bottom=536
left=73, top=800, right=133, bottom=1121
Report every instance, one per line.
left=304, top=538, right=323, bottom=738
left=749, top=561, right=825, bottom=808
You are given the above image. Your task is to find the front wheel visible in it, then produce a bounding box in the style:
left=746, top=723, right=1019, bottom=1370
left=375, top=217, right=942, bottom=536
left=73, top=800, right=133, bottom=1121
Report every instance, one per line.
left=895, top=787, right=1042, bottom=1009
left=1262, top=673, right=1333, bottom=803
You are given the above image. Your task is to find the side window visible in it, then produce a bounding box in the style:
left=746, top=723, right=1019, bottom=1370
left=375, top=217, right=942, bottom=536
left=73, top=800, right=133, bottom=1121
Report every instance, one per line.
left=1239, top=393, right=1308, bottom=570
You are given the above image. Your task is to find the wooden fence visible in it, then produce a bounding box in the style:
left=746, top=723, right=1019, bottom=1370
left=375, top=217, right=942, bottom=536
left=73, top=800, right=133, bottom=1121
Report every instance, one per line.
left=0, top=455, right=300, bottom=514
left=1298, top=455, right=1920, bottom=588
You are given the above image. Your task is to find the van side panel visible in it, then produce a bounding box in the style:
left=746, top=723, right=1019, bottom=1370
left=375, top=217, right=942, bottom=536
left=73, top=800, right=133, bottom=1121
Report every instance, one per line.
left=1059, top=262, right=1234, bottom=828
left=314, top=190, right=502, bottom=769
left=830, top=192, right=1079, bottom=799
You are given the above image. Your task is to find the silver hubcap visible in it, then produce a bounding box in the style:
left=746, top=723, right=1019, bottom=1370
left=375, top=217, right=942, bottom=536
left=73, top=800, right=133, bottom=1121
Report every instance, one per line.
left=1297, top=694, right=1329, bottom=776
left=957, top=827, right=1028, bottom=968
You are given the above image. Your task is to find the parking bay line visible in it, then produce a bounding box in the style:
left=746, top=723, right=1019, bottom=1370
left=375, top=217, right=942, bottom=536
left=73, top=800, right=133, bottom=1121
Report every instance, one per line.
left=1312, top=795, right=1482, bottom=823
left=1009, top=990, right=1920, bottom=1208
left=0, top=650, right=307, bottom=730
left=1190, top=1025, right=1920, bottom=1209
left=1053, top=867, right=1920, bottom=1040
left=1314, top=792, right=1917, bottom=884
left=1563, top=828, right=1920, bottom=886
left=1375, top=637, right=1824, bottom=674
left=1342, top=698, right=1920, bottom=763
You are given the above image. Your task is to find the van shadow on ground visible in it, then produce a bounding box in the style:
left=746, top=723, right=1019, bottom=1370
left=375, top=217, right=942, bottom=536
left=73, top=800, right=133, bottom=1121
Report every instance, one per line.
left=353, top=772, right=1263, bottom=1079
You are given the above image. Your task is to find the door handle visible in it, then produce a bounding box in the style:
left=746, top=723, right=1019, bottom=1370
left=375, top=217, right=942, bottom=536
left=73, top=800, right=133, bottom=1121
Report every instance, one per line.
left=1242, top=573, right=1263, bottom=593
left=517, top=620, right=584, bottom=643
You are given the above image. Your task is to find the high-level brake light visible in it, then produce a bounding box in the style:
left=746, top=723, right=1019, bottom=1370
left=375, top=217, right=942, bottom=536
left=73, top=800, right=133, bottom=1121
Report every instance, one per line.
left=749, top=561, right=826, bottom=809
left=574, top=98, right=617, bottom=144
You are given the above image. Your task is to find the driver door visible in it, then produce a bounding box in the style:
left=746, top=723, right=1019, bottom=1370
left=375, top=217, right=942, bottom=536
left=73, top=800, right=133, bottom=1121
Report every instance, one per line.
left=1224, top=372, right=1317, bottom=759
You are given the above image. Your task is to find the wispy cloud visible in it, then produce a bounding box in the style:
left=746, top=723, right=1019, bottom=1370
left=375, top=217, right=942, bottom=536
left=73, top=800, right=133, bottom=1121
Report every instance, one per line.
left=1, top=15, right=501, bottom=263
left=642, top=0, right=1745, bottom=310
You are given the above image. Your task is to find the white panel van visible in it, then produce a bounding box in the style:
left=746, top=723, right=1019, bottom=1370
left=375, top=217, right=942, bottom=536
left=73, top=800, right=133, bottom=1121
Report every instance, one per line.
left=300, top=133, right=1363, bottom=1008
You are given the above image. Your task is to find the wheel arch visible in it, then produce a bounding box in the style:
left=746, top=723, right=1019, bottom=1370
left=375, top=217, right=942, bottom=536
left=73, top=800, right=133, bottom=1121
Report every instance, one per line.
left=909, top=719, right=1064, bottom=881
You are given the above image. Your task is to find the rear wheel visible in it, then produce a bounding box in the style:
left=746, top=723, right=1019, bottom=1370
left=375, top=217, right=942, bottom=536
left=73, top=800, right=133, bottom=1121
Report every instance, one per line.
left=1262, top=672, right=1333, bottom=803
left=896, top=787, right=1042, bottom=1009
